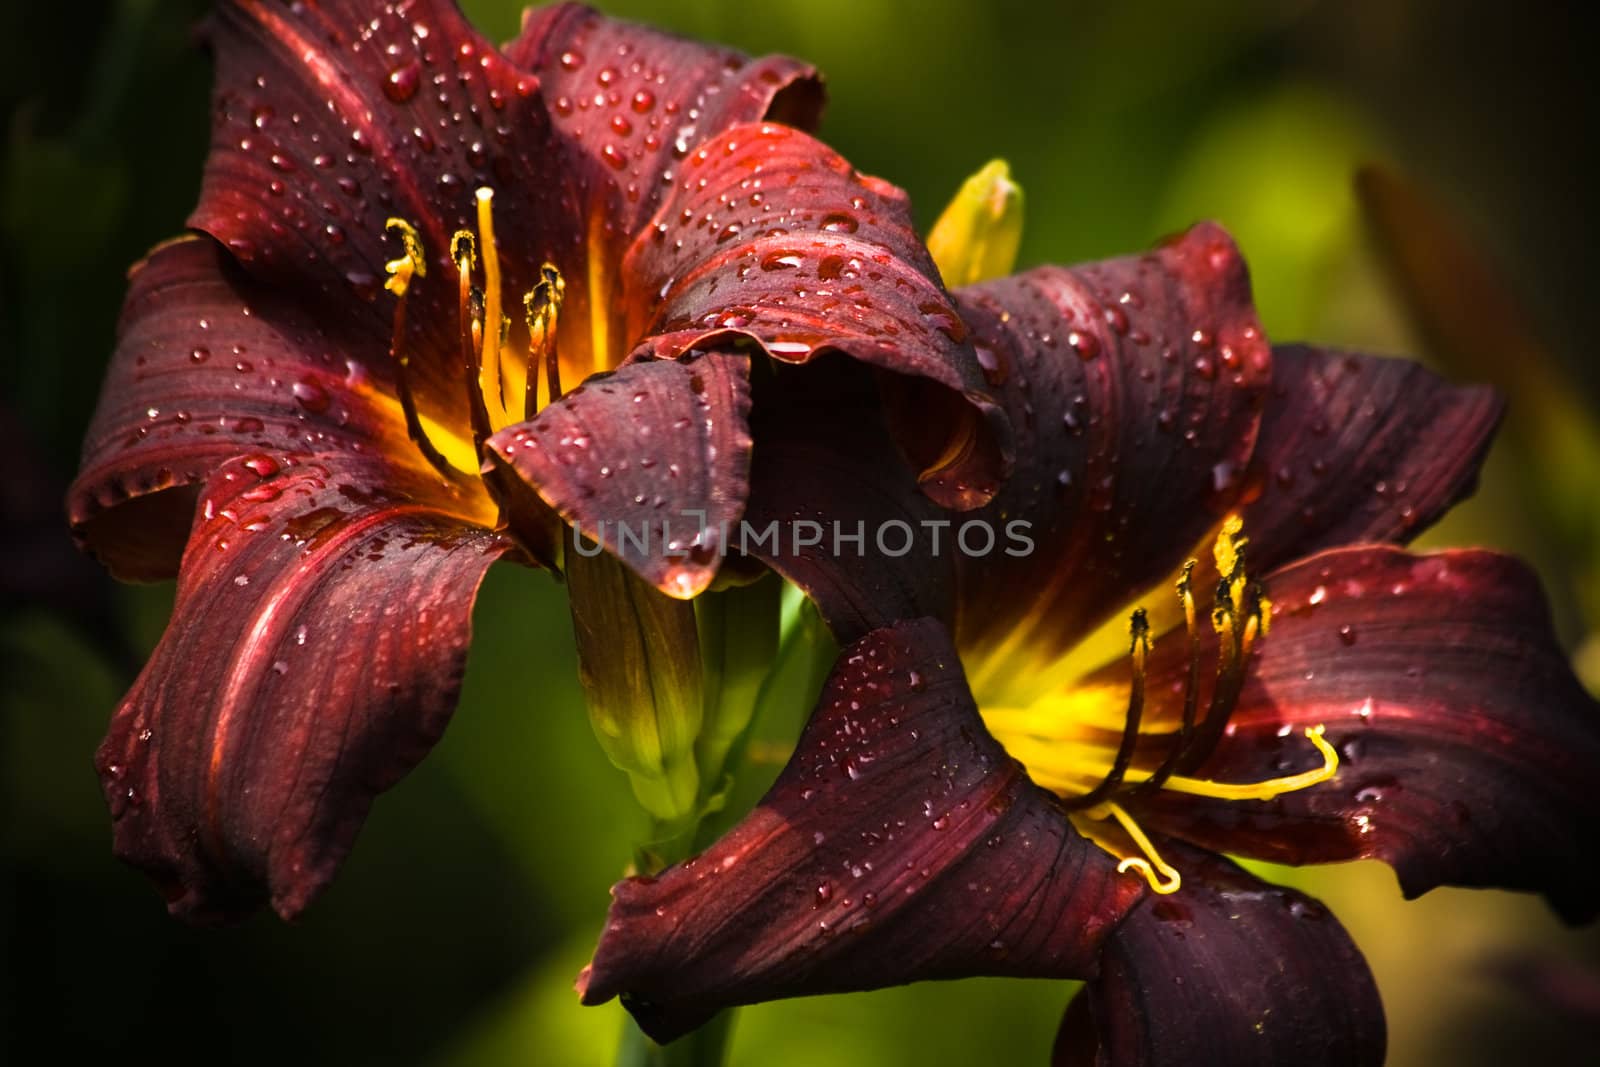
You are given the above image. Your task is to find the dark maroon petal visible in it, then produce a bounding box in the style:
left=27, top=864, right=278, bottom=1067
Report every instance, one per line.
left=622, top=121, right=1009, bottom=509
left=96, top=454, right=510, bottom=921
left=1126, top=546, right=1600, bottom=923
left=1056, top=844, right=1384, bottom=1067
left=68, top=236, right=480, bottom=581
left=579, top=618, right=1142, bottom=1043
left=486, top=350, right=751, bottom=597
left=190, top=0, right=556, bottom=402
left=1240, top=344, right=1503, bottom=572
left=742, top=357, right=953, bottom=642
left=505, top=1, right=823, bottom=237
left=953, top=223, right=1270, bottom=657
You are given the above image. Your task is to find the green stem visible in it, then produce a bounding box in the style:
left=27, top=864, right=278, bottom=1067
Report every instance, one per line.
left=612, top=588, right=836, bottom=1067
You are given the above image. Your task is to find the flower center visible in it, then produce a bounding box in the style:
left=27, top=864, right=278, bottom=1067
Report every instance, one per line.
left=978, top=516, right=1338, bottom=894
left=380, top=187, right=568, bottom=482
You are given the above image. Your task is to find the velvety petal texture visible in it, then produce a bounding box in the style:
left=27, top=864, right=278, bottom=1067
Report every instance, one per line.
left=952, top=222, right=1270, bottom=666
left=580, top=618, right=1143, bottom=1042
left=487, top=350, right=752, bottom=596
left=191, top=0, right=559, bottom=405
left=1055, top=844, right=1385, bottom=1067
left=623, top=121, right=1008, bottom=508
left=97, top=453, right=509, bottom=921
left=68, top=236, right=480, bottom=580
left=742, top=358, right=953, bottom=642
left=1124, top=546, right=1600, bottom=922
left=1239, top=344, right=1503, bottom=572
left=506, top=1, right=824, bottom=237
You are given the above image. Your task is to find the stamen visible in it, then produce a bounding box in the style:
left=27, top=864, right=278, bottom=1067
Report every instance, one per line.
left=452, top=230, right=495, bottom=459
left=523, top=263, right=566, bottom=416
left=382, top=219, right=458, bottom=482
left=1064, top=610, right=1150, bottom=811
left=1127, top=561, right=1203, bottom=798
left=1156, top=725, right=1338, bottom=801
left=1095, top=802, right=1181, bottom=894
left=474, top=188, right=510, bottom=427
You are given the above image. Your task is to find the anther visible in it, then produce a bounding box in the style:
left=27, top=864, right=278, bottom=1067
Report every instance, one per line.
left=382, top=219, right=459, bottom=482
left=523, top=263, right=566, bottom=415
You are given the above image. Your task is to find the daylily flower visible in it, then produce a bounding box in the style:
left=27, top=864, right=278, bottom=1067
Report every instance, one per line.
left=579, top=221, right=1600, bottom=1062
left=66, top=0, right=1006, bottom=921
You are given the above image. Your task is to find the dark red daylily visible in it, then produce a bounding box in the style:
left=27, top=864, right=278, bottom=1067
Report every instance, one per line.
left=580, top=222, right=1600, bottom=1062
left=68, top=0, right=1006, bottom=921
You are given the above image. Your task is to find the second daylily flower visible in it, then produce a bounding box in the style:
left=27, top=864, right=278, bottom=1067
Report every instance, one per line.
left=580, top=205, right=1600, bottom=1061
left=68, top=1, right=1006, bottom=920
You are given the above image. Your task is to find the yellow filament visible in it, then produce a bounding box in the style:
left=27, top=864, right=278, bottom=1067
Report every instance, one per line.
left=383, top=218, right=425, bottom=296
left=1158, top=725, right=1338, bottom=801
left=474, top=188, right=509, bottom=428
left=1096, top=802, right=1181, bottom=894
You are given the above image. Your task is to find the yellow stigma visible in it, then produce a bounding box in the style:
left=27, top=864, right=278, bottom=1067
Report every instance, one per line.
left=1091, top=802, right=1182, bottom=894
left=383, top=218, right=425, bottom=296
left=1153, top=725, right=1338, bottom=800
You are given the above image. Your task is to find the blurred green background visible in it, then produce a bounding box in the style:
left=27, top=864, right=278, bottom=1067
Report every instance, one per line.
left=4, top=1, right=1598, bottom=1064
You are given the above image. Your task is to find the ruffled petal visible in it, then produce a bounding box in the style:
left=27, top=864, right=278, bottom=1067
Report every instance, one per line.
left=486, top=350, right=751, bottom=597
left=96, top=453, right=510, bottom=921
left=623, top=121, right=1009, bottom=509
left=191, top=0, right=557, bottom=402
left=1125, top=546, right=1600, bottom=922
left=1055, top=844, right=1384, bottom=1067
left=67, top=236, right=484, bottom=581
left=953, top=223, right=1270, bottom=667
left=1239, top=344, right=1503, bottom=572
left=505, top=1, right=823, bottom=237
left=580, top=618, right=1142, bottom=1043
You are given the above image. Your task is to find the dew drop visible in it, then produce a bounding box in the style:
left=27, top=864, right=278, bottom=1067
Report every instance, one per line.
left=383, top=60, right=421, bottom=102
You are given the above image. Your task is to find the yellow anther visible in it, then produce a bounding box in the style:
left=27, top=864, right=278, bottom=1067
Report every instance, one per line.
left=383, top=218, right=426, bottom=296
left=1099, top=802, right=1182, bottom=895
left=1256, top=592, right=1274, bottom=636
left=1213, top=514, right=1245, bottom=578
left=1157, top=725, right=1338, bottom=801
left=450, top=229, right=478, bottom=271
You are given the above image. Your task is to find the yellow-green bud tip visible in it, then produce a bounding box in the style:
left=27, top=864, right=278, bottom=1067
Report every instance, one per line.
left=927, top=159, right=1025, bottom=288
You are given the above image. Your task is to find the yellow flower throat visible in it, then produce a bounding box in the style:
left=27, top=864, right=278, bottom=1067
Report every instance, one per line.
left=380, top=187, right=574, bottom=481
left=979, top=517, right=1338, bottom=894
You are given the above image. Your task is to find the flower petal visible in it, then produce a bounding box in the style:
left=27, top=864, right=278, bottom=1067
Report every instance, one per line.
left=1240, top=344, right=1503, bottom=571
left=741, top=357, right=954, bottom=642
left=953, top=223, right=1271, bottom=661
left=1055, top=844, right=1385, bottom=1067
left=68, top=236, right=481, bottom=581
left=579, top=618, right=1142, bottom=1043
left=486, top=350, right=752, bottom=597
left=622, top=121, right=1009, bottom=509
left=505, top=1, right=823, bottom=236
left=1127, top=546, right=1600, bottom=922
left=96, top=454, right=510, bottom=921
left=190, top=0, right=554, bottom=402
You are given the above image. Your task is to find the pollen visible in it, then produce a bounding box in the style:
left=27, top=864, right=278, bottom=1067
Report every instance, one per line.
left=383, top=218, right=426, bottom=296
left=378, top=192, right=567, bottom=490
